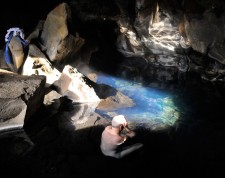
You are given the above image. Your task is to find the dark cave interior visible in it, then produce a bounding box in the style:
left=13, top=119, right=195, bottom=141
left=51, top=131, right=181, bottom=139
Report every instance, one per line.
left=1, top=0, right=225, bottom=178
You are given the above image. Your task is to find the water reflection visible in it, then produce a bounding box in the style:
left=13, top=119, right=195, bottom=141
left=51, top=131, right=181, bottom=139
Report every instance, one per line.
left=96, top=73, right=182, bottom=129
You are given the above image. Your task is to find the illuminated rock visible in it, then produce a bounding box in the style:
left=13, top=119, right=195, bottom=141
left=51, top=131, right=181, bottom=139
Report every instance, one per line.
left=53, top=65, right=100, bottom=103
left=40, top=3, right=85, bottom=62
left=22, top=55, right=61, bottom=87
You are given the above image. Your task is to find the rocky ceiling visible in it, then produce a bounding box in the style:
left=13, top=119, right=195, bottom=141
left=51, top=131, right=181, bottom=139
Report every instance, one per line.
left=1, top=0, right=223, bottom=47
left=1, top=0, right=225, bottom=81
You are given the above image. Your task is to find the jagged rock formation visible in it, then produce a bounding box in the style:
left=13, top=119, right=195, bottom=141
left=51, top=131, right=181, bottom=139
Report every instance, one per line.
left=0, top=71, right=46, bottom=130
left=0, top=2, right=225, bottom=178
left=0, top=2, right=135, bottom=130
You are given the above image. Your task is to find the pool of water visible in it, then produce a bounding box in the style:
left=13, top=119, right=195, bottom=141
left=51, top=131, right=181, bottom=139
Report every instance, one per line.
left=95, top=73, right=191, bottom=129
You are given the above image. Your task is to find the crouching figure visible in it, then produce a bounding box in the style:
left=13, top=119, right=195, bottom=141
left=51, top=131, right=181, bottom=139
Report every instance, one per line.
left=100, top=115, right=143, bottom=159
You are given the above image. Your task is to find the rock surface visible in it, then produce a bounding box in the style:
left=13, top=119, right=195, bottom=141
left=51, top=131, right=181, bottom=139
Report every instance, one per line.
left=0, top=72, right=46, bottom=130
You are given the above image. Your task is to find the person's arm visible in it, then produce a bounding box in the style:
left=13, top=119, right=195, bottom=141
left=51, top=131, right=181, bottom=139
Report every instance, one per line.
left=124, top=126, right=136, bottom=138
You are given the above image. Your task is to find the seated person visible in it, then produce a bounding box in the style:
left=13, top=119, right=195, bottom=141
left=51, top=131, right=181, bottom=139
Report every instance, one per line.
left=100, top=115, right=143, bottom=159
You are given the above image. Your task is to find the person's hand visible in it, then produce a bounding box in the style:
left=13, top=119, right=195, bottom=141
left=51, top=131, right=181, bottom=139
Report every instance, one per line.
left=125, top=129, right=136, bottom=138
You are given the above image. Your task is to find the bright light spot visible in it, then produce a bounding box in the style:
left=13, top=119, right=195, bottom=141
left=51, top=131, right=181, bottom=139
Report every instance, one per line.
left=147, top=15, right=181, bottom=52
left=119, top=11, right=182, bottom=53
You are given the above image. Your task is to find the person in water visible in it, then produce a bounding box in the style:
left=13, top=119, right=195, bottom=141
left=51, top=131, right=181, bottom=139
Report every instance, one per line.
left=100, top=115, right=143, bottom=159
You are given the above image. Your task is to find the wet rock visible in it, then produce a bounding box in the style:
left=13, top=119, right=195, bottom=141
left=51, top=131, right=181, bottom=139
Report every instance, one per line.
left=95, top=83, right=135, bottom=111
left=177, top=56, right=189, bottom=72
left=208, top=43, right=225, bottom=65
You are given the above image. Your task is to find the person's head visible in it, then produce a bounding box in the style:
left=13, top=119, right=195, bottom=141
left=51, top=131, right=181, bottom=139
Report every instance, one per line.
left=112, top=115, right=127, bottom=129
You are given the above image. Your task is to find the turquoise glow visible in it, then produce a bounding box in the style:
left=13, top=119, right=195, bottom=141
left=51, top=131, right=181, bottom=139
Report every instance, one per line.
left=96, top=74, right=181, bottom=128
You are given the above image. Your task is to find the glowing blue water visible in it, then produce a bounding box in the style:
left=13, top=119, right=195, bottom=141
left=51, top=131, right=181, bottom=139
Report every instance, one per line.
left=96, top=74, right=182, bottom=128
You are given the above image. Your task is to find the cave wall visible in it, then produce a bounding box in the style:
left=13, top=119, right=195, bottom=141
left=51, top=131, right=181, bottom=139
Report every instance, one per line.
left=1, top=0, right=223, bottom=48
left=1, top=0, right=225, bottom=80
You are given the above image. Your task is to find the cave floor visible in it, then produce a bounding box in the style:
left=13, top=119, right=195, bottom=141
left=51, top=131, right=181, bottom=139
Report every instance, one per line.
left=1, top=73, right=225, bottom=178
left=1, top=110, right=225, bottom=178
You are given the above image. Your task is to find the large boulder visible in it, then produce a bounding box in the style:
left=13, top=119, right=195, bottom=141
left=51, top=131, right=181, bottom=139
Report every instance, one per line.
left=0, top=72, right=46, bottom=130
left=40, top=2, right=85, bottom=62
left=52, top=65, right=100, bottom=103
